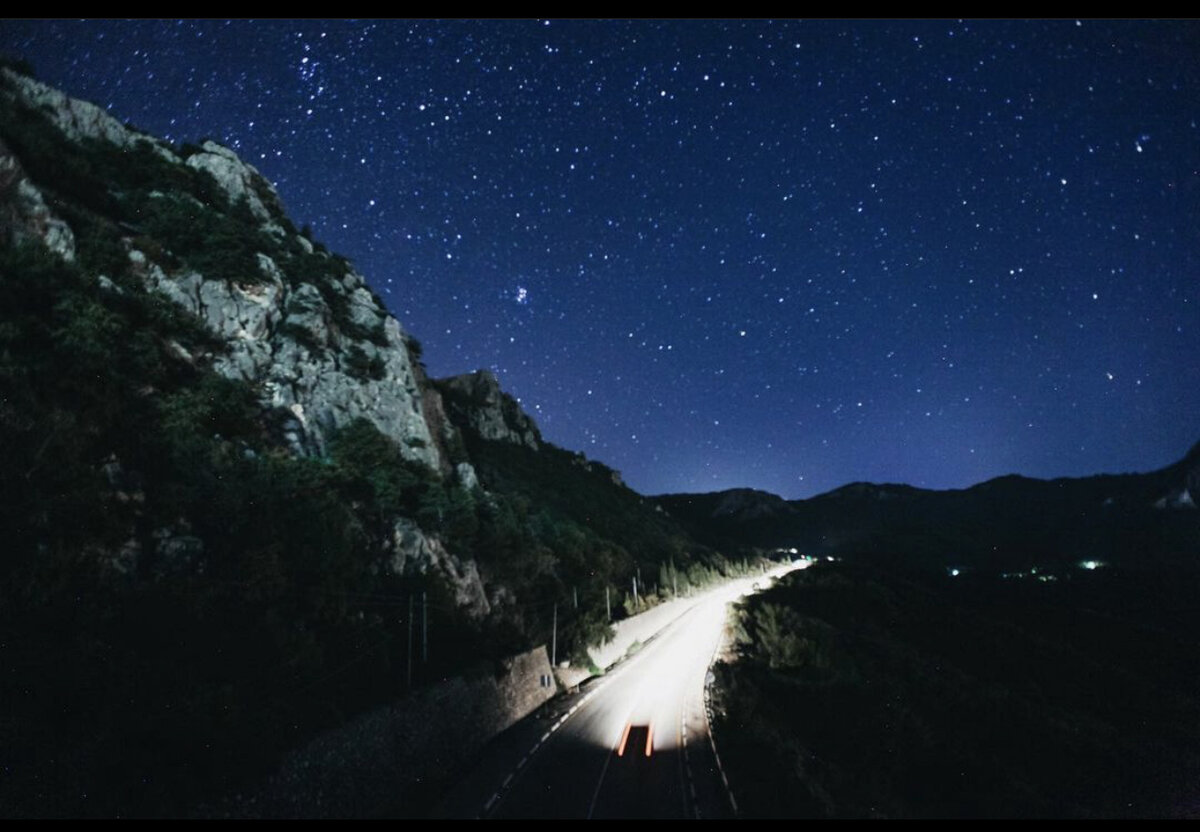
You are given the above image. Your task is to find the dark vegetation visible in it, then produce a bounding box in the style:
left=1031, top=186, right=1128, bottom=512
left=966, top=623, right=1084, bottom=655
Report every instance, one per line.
left=0, top=56, right=36, bottom=78
left=0, top=242, right=488, bottom=816
left=0, top=235, right=732, bottom=815
left=714, top=562, right=1200, bottom=818
left=0, top=234, right=721, bottom=815
left=457, top=431, right=741, bottom=662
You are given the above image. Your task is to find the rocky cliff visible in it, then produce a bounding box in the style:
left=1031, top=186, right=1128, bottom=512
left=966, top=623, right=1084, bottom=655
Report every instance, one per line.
left=0, top=65, right=576, bottom=612
left=0, top=65, right=716, bottom=817
left=435, top=369, right=543, bottom=450
left=0, top=65, right=527, bottom=480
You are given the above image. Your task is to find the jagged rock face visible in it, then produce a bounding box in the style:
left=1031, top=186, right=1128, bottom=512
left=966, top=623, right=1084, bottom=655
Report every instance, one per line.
left=0, top=68, right=449, bottom=470
left=184, top=140, right=278, bottom=225
left=568, top=453, right=625, bottom=487
left=1, top=67, right=162, bottom=151
left=136, top=248, right=443, bottom=466
left=0, top=136, right=75, bottom=260
left=436, top=369, right=542, bottom=449
left=387, top=519, right=490, bottom=618
left=1, top=67, right=510, bottom=613
left=455, top=462, right=480, bottom=491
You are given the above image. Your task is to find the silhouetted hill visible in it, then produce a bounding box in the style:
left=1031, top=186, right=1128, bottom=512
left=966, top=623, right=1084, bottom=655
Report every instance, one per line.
left=659, top=443, right=1200, bottom=571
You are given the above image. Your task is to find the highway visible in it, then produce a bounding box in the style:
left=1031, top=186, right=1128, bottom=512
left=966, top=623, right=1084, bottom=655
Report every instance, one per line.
left=435, top=565, right=798, bottom=819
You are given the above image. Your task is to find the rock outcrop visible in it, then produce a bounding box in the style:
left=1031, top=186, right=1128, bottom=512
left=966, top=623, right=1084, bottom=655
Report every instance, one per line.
left=387, top=518, right=489, bottom=618
left=435, top=369, right=543, bottom=449
left=183, top=139, right=280, bottom=226
left=0, top=135, right=76, bottom=260
left=1, top=66, right=161, bottom=150
left=138, top=249, right=444, bottom=467
left=0, top=65, right=513, bottom=611
left=1, top=66, right=451, bottom=471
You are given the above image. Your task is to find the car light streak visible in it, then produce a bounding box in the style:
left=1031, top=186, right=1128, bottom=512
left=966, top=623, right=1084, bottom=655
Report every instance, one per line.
left=617, top=722, right=633, bottom=757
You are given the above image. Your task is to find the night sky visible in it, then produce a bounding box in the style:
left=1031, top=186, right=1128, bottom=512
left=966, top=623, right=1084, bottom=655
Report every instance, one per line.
left=3, top=20, right=1197, bottom=499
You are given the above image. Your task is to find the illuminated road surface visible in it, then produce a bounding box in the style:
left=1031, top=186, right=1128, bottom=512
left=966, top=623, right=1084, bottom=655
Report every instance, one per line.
left=443, top=566, right=797, bottom=819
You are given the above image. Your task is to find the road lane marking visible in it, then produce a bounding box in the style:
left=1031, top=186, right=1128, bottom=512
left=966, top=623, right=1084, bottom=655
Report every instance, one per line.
left=586, top=745, right=617, bottom=819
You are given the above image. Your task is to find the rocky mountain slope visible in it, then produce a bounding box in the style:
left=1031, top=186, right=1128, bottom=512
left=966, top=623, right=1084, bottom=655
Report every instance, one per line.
left=0, top=65, right=723, bottom=816
left=2, top=65, right=451, bottom=469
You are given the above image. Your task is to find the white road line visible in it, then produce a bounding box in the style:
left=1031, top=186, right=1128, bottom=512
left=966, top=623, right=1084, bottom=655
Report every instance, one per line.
left=586, top=745, right=616, bottom=819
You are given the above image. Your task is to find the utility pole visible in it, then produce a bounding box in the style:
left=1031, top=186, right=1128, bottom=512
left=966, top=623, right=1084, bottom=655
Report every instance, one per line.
left=605, top=586, right=611, bottom=621
left=573, top=586, right=578, bottom=609
left=421, top=590, right=428, bottom=664
left=551, top=602, right=558, bottom=667
left=633, top=575, right=639, bottom=608
left=406, top=593, right=414, bottom=688
left=671, top=556, right=677, bottom=597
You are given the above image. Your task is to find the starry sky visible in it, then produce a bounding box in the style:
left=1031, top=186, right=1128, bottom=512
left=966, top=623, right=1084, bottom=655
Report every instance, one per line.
left=3, top=20, right=1198, bottom=499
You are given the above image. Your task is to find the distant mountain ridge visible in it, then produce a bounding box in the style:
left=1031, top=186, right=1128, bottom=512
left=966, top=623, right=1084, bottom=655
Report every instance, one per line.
left=658, top=442, right=1200, bottom=570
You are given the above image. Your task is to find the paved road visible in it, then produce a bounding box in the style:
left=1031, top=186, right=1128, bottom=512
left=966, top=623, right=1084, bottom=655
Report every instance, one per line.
left=435, top=566, right=797, bottom=819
